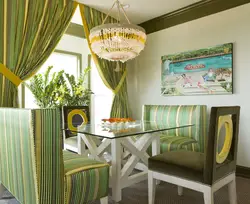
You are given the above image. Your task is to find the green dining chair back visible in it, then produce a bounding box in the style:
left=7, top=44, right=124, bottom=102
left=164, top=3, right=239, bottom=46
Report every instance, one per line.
left=204, top=106, right=240, bottom=185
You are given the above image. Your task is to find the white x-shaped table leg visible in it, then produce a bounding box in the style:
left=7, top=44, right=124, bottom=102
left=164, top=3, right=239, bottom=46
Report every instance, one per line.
left=111, top=133, right=160, bottom=202
left=77, top=132, right=160, bottom=202
left=78, top=133, right=111, bottom=162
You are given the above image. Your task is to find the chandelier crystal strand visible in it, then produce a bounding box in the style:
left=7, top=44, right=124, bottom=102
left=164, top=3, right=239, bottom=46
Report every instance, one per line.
left=89, top=0, right=147, bottom=63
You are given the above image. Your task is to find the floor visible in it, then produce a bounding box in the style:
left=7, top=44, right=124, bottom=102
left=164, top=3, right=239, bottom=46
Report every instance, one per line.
left=1, top=177, right=250, bottom=204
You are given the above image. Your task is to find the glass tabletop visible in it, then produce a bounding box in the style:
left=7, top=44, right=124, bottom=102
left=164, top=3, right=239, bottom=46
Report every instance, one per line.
left=64, top=121, right=194, bottom=139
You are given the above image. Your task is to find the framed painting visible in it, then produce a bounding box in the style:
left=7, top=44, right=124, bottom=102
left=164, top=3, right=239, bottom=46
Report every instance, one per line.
left=161, top=43, right=233, bottom=96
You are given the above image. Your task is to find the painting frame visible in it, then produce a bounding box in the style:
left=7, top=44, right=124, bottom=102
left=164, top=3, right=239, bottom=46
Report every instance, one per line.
left=161, top=43, right=233, bottom=96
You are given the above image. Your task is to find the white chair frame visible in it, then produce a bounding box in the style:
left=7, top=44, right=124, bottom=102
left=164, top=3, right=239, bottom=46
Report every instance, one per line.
left=100, top=196, right=108, bottom=204
left=148, top=170, right=237, bottom=204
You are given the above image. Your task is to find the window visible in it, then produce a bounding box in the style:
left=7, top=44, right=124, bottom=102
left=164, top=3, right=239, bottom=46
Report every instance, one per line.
left=91, top=59, right=113, bottom=125
left=71, top=6, right=83, bottom=25
left=22, top=50, right=113, bottom=126
left=24, top=50, right=81, bottom=108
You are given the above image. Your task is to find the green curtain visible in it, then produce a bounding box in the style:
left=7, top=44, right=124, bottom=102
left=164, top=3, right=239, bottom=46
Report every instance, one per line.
left=0, top=0, right=77, bottom=107
left=111, top=80, right=130, bottom=118
left=79, top=4, right=131, bottom=118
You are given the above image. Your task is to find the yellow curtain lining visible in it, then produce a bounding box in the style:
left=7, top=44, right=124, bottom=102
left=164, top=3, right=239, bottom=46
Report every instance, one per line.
left=0, top=63, right=22, bottom=86
left=78, top=3, right=127, bottom=95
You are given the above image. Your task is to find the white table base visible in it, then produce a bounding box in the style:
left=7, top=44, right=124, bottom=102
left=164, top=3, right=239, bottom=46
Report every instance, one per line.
left=77, top=132, right=160, bottom=202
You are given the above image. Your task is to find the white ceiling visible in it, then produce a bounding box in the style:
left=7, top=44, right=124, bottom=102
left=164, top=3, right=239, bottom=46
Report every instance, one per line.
left=75, top=0, right=202, bottom=24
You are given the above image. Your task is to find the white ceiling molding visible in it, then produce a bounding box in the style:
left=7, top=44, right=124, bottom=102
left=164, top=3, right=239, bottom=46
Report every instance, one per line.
left=74, top=0, right=202, bottom=24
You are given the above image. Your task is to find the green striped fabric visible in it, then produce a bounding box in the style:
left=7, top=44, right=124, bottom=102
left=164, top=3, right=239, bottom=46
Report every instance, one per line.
left=146, top=136, right=198, bottom=156
left=110, top=79, right=131, bottom=118
left=64, top=151, right=109, bottom=204
left=142, top=105, right=207, bottom=152
left=0, top=108, right=38, bottom=204
left=33, top=109, right=64, bottom=204
left=0, top=108, right=110, bottom=204
left=0, top=0, right=76, bottom=108
left=0, top=108, right=64, bottom=204
left=160, top=135, right=198, bottom=152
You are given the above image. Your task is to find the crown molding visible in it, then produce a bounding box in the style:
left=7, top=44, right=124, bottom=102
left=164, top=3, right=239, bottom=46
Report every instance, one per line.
left=139, top=0, right=250, bottom=34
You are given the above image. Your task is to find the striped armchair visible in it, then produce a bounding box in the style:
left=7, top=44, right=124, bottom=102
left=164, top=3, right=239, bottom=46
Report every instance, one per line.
left=0, top=108, right=109, bottom=204
left=142, top=105, right=207, bottom=153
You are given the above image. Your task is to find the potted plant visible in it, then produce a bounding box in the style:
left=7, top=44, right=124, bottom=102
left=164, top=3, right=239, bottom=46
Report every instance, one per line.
left=25, top=66, right=92, bottom=108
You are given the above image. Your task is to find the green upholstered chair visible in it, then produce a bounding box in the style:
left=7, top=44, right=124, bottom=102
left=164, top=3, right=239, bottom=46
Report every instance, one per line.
left=0, top=108, right=109, bottom=204
left=62, top=106, right=90, bottom=153
left=148, top=106, right=240, bottom=204
left=142, top=105, right=207, bottom=153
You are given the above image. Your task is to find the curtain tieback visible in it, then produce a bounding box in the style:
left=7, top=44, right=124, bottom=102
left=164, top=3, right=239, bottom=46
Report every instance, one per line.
left=114, top=69, right=127, bottom=94
left=0, top=63, right=22, bottom=86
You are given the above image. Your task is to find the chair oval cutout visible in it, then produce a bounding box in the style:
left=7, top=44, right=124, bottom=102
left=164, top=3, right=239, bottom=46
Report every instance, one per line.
left=216, top=115, right=233, bottom=164
left=68, top=109, right=88, bottom=132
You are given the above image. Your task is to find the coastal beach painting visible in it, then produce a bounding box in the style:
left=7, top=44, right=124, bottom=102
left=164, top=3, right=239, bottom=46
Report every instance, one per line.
left=161, top=43, right=233, bottom=96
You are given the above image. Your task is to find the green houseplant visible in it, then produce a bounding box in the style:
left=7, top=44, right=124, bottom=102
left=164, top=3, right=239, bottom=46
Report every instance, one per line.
left=25, top=66, right=92, bottom=108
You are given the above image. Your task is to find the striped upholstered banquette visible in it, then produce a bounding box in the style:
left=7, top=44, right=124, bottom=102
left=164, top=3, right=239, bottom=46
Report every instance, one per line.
left=142, top=105, right=207, bottom=153
left=0, top=108, right=109, bottom=204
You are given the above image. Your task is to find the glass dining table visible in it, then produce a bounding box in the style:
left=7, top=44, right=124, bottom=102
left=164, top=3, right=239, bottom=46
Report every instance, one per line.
left=68, top=121, right=193, bottom=202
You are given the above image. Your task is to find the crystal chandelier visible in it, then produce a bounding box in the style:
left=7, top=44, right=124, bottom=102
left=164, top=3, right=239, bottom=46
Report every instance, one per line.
left=89, top=0, right=147, bottom=63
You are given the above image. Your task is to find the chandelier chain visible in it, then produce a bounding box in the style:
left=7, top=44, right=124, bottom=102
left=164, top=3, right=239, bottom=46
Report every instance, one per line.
left=116, top=0, right=121, bottom=22
left=102, top=0, right=131, bottom=25
left=102, top=1, right=117, bottom=24
left=119, top=1, right=131, bottom=24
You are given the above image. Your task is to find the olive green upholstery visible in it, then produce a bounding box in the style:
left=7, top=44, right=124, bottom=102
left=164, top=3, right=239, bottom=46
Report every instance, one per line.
left=0, top=108, right=109, bottom=204
left=142, top=105, right=207, bottom=153
left=149, top=151, right=204, bottom=183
